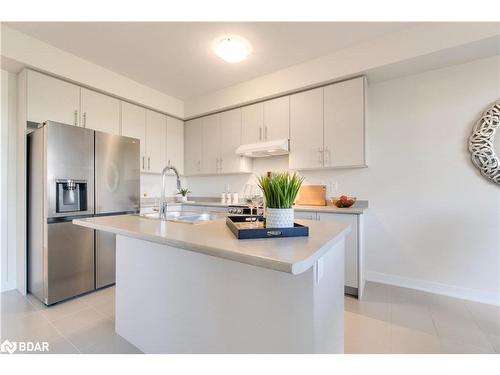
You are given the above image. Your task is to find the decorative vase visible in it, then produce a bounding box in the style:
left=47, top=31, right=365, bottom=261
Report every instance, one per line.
left=175, top=195, right=187, bottom=203
left=266, top=208, right=294, bottom=228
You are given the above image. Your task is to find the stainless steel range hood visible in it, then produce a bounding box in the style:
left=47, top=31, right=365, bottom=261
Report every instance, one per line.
left=235, top=139, right=289, bottom=158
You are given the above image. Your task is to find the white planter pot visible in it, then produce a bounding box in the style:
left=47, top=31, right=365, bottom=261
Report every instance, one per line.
left=176, top=195, right=188, bottom=203
left=266, top=208, right=294, bottom=228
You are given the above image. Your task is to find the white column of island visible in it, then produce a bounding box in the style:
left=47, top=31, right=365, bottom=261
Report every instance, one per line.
left=73, top=215, right=350, bottom=354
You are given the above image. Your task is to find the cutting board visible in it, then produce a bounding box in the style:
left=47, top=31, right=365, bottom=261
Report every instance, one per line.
left=296, top=185, right=327, bottom=206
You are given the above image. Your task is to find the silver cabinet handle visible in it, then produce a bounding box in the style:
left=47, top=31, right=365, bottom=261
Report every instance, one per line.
left=148, top=157, right=150, bottom=170
left=74, top=110, right=78, bottom=126
left=168, top=159, right=171, bottom=166
left=259, top=127, right=262, bottom=141
left=197, top=160, right=201, bottom=172
left=82, top=112, right=87, bottom=127
left=220, top=158, right=223, bottom=173
left=264, top=125, right=268, bottom=140
left=324, top=146, right=331, bottom=166
left=324, top=146, right=328, bottom=166
left=318, top=148, right=323, bottom=164
left=142, top=156, right=145, bottom=170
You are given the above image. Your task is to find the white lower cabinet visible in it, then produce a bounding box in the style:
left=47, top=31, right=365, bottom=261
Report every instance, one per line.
left=295, top=210, right=364, bottom=298
left=294, top=211, right=317, bottom=220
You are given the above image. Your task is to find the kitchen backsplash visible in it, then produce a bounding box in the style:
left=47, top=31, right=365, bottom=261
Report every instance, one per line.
left=143, top=155, right=369, bottom=199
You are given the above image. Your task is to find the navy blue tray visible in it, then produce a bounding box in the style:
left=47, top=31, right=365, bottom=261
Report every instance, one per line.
left=226, top=215, right=309, bottom=239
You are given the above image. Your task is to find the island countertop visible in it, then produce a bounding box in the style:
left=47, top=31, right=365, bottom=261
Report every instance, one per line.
left=73, top=215, right=350, bottom=275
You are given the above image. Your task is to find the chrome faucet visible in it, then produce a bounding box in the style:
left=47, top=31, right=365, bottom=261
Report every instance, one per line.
left=160, top=165, right=181, bottom=220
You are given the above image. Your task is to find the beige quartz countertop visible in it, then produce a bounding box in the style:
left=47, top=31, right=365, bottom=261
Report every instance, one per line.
left=73, top=214, right=350, bottom=275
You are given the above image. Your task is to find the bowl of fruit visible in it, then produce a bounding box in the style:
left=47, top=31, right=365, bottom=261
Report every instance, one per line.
left=332, top=195, right=356, bottom=208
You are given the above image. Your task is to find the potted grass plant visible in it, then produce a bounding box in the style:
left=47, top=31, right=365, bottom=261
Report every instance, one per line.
left=257, top=172, right=304, bottom=228
left=176, top=188, right=191, bottom=203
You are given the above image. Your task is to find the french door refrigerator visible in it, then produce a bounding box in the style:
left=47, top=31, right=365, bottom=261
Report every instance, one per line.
left=28, top=121, right=140, bottom=305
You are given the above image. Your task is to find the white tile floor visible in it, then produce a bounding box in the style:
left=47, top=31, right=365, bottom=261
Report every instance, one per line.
left=1, top=282, right=498, bottom=354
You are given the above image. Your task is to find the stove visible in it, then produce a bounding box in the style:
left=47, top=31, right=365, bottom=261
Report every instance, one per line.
left=227, top=204, right=260, bottom=215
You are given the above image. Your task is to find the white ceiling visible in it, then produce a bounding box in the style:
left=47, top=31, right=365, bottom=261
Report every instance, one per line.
left=7, top=22, right=418, bottom=100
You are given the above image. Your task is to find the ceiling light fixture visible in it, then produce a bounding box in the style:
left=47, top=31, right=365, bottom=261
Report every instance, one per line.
left=214, top=35, right=252, bottom=63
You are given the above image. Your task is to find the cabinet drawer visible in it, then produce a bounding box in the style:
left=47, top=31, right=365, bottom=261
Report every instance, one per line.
left=294, top=211, right=317, bottom=220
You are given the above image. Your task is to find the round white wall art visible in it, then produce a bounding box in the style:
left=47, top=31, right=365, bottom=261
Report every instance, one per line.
left=469, top=101, right=500, bottom=185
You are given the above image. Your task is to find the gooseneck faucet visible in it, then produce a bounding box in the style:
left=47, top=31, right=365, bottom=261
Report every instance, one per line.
left=160, top=165, right=181, bottom=219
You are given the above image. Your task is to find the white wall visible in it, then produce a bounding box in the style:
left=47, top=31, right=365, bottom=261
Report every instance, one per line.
left=185, top=23, right=500, bottom=118
left=140, top=173, right=187, bottom=200
left=1, top=25, right=184, bottom=118
left=1, top=69, right=17, bottom=292
left=185, top=56, right=500, bottom=304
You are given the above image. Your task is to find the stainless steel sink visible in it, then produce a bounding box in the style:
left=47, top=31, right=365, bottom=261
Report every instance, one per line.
left=140, top=211, right=226, bottom=223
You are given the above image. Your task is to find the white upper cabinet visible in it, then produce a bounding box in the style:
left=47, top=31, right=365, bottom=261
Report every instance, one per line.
left=201, top=114, right=220, bottom=175
left=289, top=87, right=324, bottom=170
left=241, top=103, right=264, bottom=144
left=121, top=102, right=147, bottom=171
left=289, top=77, right=365, bottom=170
left=81, top=88, right=121, bottom=135
left=145, top=110, right=167, bottom=174
left=27, top=70, right=81, bottom=126
left=241, top=97, right=290, bottom=144
left=166, top=117, right=184, bottom=175
left=219, top=108, right=251, bottom=174
left=324, top=77, right=365, bottom=168
left=263, top=96, right=290, bottom=141
left=184, top=118, right=203, bottom=175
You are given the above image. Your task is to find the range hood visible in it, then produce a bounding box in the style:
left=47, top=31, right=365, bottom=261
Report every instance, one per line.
left=235, top=139, right=289, bottom=158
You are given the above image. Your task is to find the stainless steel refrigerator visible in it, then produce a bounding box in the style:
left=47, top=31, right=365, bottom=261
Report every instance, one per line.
left=28, top=121, right=140, bottom=305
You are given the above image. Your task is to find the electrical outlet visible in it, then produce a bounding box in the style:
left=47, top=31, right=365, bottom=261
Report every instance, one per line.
left=329, top=181, right=339, bottom=196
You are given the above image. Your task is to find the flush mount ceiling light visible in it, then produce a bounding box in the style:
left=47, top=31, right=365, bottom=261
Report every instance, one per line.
left=214, top=35, right=252, bottom=63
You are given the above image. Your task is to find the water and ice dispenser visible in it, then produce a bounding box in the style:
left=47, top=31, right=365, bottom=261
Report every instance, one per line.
left=55, top=179, right=88, bottom=213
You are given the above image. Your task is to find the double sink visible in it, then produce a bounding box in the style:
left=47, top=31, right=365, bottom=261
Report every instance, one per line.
left=140, top=211, right=226, bottom=224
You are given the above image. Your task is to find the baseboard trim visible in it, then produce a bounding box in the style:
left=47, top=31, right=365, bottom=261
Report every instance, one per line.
left=365, top=271, right=500, bottom=306
left=1, top=280, right=17, bottom=293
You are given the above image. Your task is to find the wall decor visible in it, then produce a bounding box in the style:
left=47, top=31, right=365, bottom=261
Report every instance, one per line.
left=468, top=101, right=500, bottom=184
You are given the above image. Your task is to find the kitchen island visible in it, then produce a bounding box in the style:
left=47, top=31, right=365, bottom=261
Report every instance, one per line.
left=73, top=214, right=350, bottom=353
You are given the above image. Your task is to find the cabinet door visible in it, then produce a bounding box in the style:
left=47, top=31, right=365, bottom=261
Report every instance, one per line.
left=219, top=108, right=243, bottom=174
left=121, top=102, right=147, bottom=171
left=317, top=213, right=358, bottom=289
left=294, top=211, right=317, bottom=220
left=145, top=110, right=167, bottom=174
left=27, top=70, right=81, bottom=126
left=289, top=87, right=324, bottom=170
left=241, top=103, right=263, bottom=144
left=263, top=96, right=290, bottom=141
left=324, top=77, right=365, bottom=168
left=184, top=118, right=203, bottom=175
left=166, top=116, right=184, bottom=175
left=201, top=114, right=220, bottom=175
left=81, top=88, right=120, bottom=135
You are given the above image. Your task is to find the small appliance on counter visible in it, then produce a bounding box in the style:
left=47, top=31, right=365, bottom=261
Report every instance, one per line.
left=295, top=185, right=327, bottom=206
left=227, top=204, right=260, bottom=215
